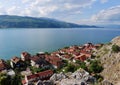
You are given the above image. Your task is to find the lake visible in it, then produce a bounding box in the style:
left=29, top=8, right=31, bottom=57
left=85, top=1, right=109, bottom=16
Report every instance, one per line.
left=0, top=28, right=120, bottom=60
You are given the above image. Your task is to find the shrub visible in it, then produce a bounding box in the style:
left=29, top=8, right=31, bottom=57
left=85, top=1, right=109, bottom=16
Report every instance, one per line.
left=65, top=64, right=77, bottom=72
left=89, top=60, right=103, bottom=73
left=93, top=74, right=103, bottom=82
left=112, top=44, right=120, bottom=53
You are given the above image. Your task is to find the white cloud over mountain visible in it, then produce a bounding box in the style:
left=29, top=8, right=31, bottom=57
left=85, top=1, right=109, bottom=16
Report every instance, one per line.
left=0, top=0, right=119, bottom=25
left=0, top=0, right=95, bottom=17
left=91, top=5, right=120, bottom=24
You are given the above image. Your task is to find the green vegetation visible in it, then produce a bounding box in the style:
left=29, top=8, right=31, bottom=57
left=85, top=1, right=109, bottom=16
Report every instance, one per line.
left=29, top=66, right=45, bottom=73
left=64, top=64, right=78, bottom=72
left=76, top=60, right=87, bottom=70
left=89, top=60, right=103, bottom=73
left=64, top=46, right=69, bottom=49
left=103, top=48, right=109, bottom=54
left=94, top=74, right=104, bottom=82
left=112, top=44, right=120, bottom=53
left=0, top=73, right=22, bottom=85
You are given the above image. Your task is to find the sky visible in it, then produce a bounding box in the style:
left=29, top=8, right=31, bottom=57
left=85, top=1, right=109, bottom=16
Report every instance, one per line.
left=0, top=0, right=120, bottom=25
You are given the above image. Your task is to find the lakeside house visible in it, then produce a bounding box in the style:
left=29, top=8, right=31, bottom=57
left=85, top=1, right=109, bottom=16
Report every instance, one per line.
left=45, top=54, right=63, bottom=69
left=22, top=70, right=53, bottom=85
left=58, top=43, right=98, bottom=62
left=30, top=55, right=49, bottom=69
left=10, top=56, right=24, bottom=68
left=31, top=55, right=44, bottom=68
left=21, top=52, right=31, bottom=61
left=0, top=59, right=9, bottom=73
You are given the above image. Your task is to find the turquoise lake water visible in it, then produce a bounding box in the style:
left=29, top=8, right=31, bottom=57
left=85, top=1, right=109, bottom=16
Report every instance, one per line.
left=0, top=28, right=120, bottom=60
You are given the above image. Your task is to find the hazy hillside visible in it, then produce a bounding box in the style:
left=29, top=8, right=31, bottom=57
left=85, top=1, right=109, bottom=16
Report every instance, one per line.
left=0, top=15, right=99, bottom=28
left=94, top=36, right=120, bottom=85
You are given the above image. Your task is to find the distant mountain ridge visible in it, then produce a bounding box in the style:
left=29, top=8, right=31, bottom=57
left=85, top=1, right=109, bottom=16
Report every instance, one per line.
left=0, top=15, right=99, bottom=28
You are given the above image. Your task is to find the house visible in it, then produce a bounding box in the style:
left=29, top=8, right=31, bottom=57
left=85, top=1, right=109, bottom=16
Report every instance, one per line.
left=30, top=56, right=42, bottom=67
left=21, top=52, right=31, bottom=61
left=30, top=55, right=47, bottom=68
left=22, top=70, right=53, bottom=85
left=36, top=52, right=45, bottom=59
left=45, top=55, right=63, bottom=69
left=0, top=59, right=9, bottom=72
left=10, top=56, right=21, bottom=68
left=74, top=53, right=91, bottom=62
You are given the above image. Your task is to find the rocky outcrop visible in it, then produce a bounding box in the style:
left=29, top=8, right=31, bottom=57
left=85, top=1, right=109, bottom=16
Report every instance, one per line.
left=36, top=80, right=53, bottom=85
left=94, top=36, right=120, bottom=85
left=50, top=69, right=96, bottom=85
left=102, top=80, right=113, bottom=85
left=50, top=72, right=67, bottom=81
left=111, top=36, right=120, bottom=46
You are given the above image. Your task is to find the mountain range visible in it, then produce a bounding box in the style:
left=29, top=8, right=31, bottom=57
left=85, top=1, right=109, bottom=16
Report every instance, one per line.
left=0, top=15, right=100, bottom=28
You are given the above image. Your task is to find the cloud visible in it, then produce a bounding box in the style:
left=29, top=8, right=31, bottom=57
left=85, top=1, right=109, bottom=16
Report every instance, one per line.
left=0, top=0, right=95, bottom=17
left=91, top=5, right=120, bottom=24
left=100, top=0, right=108, bottom=3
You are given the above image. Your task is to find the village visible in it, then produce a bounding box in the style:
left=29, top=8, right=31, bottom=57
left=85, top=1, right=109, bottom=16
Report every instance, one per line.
left=0, top=43, right=102, bottom=85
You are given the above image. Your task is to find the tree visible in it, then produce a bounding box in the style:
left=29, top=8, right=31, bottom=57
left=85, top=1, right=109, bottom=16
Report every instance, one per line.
left=76, top=60, right=87, bottom=70
left=65, top=64, right=77, bottom=72
left=89, top=60, right=103, bottom=73
left=11, top=75, right=22, bottom=85
left=112, top=44, right=120, bottom=53
left=0, top=73, right=22, bottom=85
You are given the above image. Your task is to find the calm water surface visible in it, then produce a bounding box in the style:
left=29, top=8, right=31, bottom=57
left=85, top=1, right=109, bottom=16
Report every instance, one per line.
left=0, top=28, right=120, bottom=59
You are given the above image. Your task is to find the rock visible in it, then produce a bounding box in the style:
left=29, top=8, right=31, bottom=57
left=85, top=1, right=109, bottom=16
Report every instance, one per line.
left=50, top=69, right=96, bottom=85
left=102, top=80, right=113, bottom=85
left=60, top=79, right=86, bottom=85
left=50, top=72, right=67, bottom=81
left=36, top=80, right=53, bottom=85
left=43, top=80, right=53, bottom=85
left=111, top=36, right=120, bottom=46
left=71, top=69, right=89, bottom=80
left=94, top=36, right=120, bottom=84
left=36, top=80, right=43, bottom=85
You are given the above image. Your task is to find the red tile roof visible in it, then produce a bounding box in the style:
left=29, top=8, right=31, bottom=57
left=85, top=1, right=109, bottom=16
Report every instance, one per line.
left=27, top=70, right=53, bottom=80
left=11, top=56, right=20, bottom=64
left=45, top=55, right=62, bottom=68
left=22, top=52, right=30, bottom=57
left=0, top=60, right=8, bottom=71
left=75, top=53, right=91, bottom=62
left=30, top=56, right=41, bottom=62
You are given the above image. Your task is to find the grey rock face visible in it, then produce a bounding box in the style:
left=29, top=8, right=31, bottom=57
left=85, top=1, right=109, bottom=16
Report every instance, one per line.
left=50, top=69, right=96, bottom=85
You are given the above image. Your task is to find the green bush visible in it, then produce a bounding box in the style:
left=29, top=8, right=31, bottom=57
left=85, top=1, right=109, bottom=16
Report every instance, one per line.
left=65, top=64, right=77, bottom=72
left=89, top=60, right=103, bottom=73
left=76, top=60, right=87, bottom=70
left=93, top=74, right=103, bottom=82
left=112, top=44, right=120, bottom=53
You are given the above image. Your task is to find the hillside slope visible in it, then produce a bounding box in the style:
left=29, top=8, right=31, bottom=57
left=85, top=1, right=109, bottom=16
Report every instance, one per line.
left=94, top=36, right=120, bottom=85
left=0, top=15, right=99, bottom=28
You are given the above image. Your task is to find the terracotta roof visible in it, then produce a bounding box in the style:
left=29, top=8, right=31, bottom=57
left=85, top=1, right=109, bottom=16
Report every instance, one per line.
left=75, top=53, right=91, bottom=62
left=27, top=70, right=53, bottom=80
left=45, top=55, right=62, bottom=68
left=11, top=56, right=20, bottom=63
left=0, top=62, right=8, bottom=71
left=0, top=59, right=5, bottom=64
left=62, top=55, right=71, bottom=59
left=22, top=52, right=30, bottom=57
left=30, top=56, right=41, bottom=62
